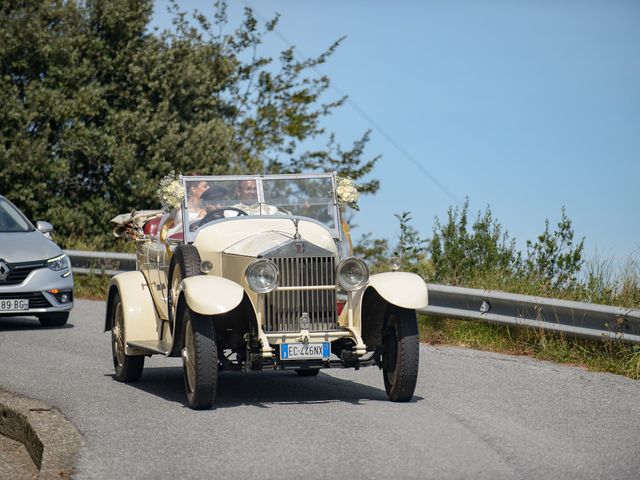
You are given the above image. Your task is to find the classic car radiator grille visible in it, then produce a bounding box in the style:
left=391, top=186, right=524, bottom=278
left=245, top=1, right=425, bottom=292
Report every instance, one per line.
left=264, top=256, right=338, bottom=333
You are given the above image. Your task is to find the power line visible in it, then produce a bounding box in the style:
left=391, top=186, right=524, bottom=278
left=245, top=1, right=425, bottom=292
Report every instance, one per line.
left=243, top=0, right=460, bottom=204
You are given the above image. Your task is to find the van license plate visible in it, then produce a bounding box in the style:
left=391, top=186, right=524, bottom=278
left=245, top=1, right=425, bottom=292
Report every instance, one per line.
left=0, top=299, right=29, bottom=312
left=280, top=342, right=330, bottom=360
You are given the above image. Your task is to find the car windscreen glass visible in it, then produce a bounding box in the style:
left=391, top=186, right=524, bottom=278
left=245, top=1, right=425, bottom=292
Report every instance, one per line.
left=182, top=174, right=340, bottom=241
left=0, top=198, right=33, bottom=232
left=262, top=177, right=336, bottom=229
left=184, top=178, right=261, bottom=232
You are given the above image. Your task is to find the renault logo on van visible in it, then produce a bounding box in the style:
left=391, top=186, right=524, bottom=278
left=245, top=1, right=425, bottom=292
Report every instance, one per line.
left=0, top=260, right=9, bottom=282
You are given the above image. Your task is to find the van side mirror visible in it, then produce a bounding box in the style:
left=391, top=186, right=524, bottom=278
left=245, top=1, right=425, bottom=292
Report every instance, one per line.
left=36, top=221, right=54, bottom=234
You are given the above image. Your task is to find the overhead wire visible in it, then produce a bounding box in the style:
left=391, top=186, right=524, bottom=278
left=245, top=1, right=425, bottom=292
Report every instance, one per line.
left=242, top=0, right=460, bottom=204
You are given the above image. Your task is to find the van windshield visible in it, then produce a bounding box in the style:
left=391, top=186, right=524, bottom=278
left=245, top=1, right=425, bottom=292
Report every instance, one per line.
left=0, top=197, right=33, bottom=233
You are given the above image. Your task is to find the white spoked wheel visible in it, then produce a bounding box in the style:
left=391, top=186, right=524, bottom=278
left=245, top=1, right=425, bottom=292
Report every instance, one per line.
left=111, top=291, right=144, bottom=382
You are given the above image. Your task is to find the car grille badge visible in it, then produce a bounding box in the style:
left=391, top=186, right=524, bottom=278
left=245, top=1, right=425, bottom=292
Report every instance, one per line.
left=0, top=260, right=9, bottom=282
left=299, top=312, right=310, bottom=330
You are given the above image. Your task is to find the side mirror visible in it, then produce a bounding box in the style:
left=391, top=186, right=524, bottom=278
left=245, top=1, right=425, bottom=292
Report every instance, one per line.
left=36, top=221, right=54, bottom=234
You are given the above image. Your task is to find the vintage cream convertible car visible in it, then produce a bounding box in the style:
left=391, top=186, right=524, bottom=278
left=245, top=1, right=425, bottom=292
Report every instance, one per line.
left=105, top=173, right=428, bottom=409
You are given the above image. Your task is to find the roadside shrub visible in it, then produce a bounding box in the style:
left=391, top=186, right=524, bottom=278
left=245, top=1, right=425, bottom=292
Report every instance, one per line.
left=355, top=201, right=640, bottom=379
left=430, top=199, right=519, bottom=285
left=524, top=207, right=584, bottom=291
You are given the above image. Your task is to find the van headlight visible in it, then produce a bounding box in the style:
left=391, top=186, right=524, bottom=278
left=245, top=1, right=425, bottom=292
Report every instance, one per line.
left=337, top=257, right=369, bottom=291
left=47, top=254, right=69, bottom=271
left=246, top=259, right=279, bottom=293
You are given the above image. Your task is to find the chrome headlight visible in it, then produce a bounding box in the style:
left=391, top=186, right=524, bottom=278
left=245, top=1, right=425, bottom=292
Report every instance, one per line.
left=337, top=257, right=369, bottom=291
left=246, top=259, right=279, bottom=294
left=47, top=254, right=69, bottom=271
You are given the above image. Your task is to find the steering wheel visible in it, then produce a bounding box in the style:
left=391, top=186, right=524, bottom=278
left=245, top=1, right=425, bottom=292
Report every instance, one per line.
left=199, top=207, right=248, bottom=226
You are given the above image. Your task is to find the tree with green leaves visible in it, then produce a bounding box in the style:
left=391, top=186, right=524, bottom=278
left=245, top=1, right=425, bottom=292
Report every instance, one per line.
left=0, top=0, right=377, bottom=247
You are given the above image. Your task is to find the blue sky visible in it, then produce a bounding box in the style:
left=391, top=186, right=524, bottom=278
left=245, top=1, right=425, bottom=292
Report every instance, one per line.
left=152, top=0, right=640, bottom=265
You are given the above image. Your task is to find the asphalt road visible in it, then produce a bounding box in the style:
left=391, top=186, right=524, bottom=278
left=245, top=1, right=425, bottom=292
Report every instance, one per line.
left=1, top=299, right=639, bottom=480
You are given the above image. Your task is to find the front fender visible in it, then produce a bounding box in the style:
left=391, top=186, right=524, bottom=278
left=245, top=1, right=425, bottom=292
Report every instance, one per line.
left=366, top=271, right=428, bottom=309
left=179, top=275, right=245, bottom=316
left=105, top=271, right=160, bottom=354
left=354, top=272, right=427, bottom=349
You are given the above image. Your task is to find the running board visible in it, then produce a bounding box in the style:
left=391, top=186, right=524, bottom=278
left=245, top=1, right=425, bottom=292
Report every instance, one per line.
left=127, top=340, right=173, bottom=355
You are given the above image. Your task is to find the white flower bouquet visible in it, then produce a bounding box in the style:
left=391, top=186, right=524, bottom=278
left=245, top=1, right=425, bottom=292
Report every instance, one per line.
left=157, top=171, right=184, bottom=212
left=336, top=176, right=359, bottom=211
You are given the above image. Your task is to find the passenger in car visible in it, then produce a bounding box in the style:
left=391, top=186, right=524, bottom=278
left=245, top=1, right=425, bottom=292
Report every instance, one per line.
left=191, top=185, right=233, bottom=229
left=237, top=179, right=258, bottom=204
left=186, top=179, right=209, bottom=222
left=201, top=185, right=228, bottom=214
left=233, top=179, right=282, bottom=215
left=162, top=176, right=210, bottom=238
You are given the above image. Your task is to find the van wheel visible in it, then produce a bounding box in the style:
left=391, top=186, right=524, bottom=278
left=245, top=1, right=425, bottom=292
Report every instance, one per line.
left=38, top=312, right=69, bottom=327
left=111, top=291, right=144, bottom=382
left=182, top=308, right=218, bottom=409
left=381, top=307, right=419, bottom=402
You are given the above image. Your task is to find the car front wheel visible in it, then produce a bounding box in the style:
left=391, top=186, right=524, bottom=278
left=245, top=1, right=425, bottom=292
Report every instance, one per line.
left=110, top=291, right=144, bottom=382
left=381, top=307, right=419, bottom=402
left=182, top=308, right=218, bottom=409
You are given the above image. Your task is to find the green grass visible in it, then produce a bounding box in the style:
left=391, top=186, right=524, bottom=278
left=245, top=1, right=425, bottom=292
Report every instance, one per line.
left=419, top=315, right=640, bottom=379
left=412, top=255, right=640, bottom=380
left=73, top=272, right=111, bottom=301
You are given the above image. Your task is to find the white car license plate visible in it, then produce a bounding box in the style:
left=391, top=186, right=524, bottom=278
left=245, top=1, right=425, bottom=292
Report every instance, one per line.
left=280, top=342, right=330, bottom=360
left=0, top=299, right=29, bottom=312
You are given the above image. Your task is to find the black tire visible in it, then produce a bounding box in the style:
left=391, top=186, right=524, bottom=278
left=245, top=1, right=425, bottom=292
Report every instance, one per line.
left=182, top=308, right=218, bottom=409
left=38, top=312, right=69, bottom=327
left=110, top=291, right=145, bottom=382
left=168, top=245, right=201, bottom=345
left=382, top=307, right=419, bottom=402
left=295, top=368, right=320, bottom=377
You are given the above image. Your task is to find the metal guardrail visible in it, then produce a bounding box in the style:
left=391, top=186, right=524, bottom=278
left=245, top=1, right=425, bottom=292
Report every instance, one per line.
left=65, top=250, right=640, bottom=344
left=420, top=284, right=640, bottom=344
left=64, top=249, right=136, bottom=277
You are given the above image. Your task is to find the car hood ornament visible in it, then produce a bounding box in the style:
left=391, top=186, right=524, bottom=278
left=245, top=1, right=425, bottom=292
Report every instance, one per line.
left=291, top=218, right=301, bottom=240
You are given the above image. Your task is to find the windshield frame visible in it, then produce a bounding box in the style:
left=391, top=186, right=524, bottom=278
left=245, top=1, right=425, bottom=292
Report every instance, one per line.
left=178, top=173, right=341, bottom=244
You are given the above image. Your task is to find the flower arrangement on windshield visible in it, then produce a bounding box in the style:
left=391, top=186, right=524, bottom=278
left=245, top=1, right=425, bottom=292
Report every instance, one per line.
left=157, top=171, right=184, bottom=211
left=336, top=176, right=359, bottom=211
